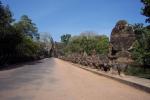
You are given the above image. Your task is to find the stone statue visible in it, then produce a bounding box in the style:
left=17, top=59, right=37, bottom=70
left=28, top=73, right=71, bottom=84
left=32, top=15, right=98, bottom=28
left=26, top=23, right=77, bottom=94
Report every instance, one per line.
left=109, top=20, right=135, bottom=76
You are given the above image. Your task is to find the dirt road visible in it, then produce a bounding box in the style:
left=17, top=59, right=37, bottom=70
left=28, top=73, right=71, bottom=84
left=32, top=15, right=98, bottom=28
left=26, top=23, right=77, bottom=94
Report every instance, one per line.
left=0, top=58, right=149, bottom=100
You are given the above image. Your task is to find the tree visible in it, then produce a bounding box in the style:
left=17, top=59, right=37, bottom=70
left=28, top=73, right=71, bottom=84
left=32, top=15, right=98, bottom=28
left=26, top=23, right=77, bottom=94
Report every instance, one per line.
left=0, top=0, right=53, bottom=65
left=130, top=0, right=150, bottom=67
left=61, top=34, right=71, bottom=44
left=62, top=33, right=109, bottom=55
left=0, top=1, right=13, bottom=43
left=141, top=0, right=150, bottom=23
left=13, top=15, right=39, bottom=40
left=16, top=37, right=39, bottom=57
left=0, top=1, right=14, bottom=28
left=95, top=35, right=109, bottom=54
left=0, top=1, right=21, bottom=52
left=132, top=24, right=150, bottom=66
left=0, top=1, right=24, bottom=64
left=12, top=15, right=40, bottom=59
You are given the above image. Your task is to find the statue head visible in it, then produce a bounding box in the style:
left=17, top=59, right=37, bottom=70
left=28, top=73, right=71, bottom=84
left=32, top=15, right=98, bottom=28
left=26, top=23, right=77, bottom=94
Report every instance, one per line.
left=110, top=20, right=136, bottom=53
left=115, top=20, right=128, bottom=31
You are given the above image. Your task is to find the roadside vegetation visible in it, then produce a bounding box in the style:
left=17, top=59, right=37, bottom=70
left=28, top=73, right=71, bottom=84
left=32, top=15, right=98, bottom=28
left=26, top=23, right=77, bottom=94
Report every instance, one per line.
left=56, top=0, right=150, bottom=79
left=60, top=32, right=109, bottom=56
left=128, top=0, right=150, bottom=78
left=0, top=1, right=53, bottom=66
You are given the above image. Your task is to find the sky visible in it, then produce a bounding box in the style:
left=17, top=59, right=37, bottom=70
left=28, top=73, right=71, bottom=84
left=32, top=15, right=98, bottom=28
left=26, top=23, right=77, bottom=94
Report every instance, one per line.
left=1, top=0, right=147, bottom=41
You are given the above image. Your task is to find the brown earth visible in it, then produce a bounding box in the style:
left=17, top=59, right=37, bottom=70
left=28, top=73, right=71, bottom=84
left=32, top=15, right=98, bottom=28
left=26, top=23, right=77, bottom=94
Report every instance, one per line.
left=0, top=58, right=149, bottom=100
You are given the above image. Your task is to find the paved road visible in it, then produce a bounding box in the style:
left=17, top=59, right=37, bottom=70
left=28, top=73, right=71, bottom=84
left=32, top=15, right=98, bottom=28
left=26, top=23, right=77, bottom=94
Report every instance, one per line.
left=0, top=58, right=149, bottom=100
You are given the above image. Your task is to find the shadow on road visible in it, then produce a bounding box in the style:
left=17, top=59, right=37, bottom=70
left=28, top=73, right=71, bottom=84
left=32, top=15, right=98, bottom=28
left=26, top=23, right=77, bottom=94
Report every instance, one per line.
left=0, top=60, right=43, bottom=71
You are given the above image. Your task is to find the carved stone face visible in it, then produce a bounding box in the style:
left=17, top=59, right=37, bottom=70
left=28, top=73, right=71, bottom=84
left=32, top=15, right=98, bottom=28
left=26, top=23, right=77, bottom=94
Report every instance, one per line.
left=118, top=24, right=125, bottom=30
left=110, top=20, right=136, bottom=52
left=115, top=20, right=127, bottom=31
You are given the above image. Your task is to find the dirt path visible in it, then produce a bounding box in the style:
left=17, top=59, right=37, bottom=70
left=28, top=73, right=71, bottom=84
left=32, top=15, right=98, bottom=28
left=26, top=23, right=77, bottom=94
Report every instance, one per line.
left=0, top=58, right=149, bottom=100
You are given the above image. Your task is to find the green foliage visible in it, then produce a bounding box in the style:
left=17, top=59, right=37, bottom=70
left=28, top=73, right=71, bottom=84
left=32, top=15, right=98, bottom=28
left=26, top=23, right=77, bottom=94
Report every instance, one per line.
left=0, top=1, right=14, bottom=27
left=132, top=24, right=150, bottom=66
left=96, top=36, right=109, bottom=54
left=16, top=37, right=39, bottom=56
left=0, top=1, right=53, bottom=65
left=141, top=0, right=150, bottom=23
left=0, top=1, right=21, bottom=53
left=62, top=33, right=109, bottom=55
left=61, top=34, right=71, bottom=44
left=13, top=15, right=39, bottom=40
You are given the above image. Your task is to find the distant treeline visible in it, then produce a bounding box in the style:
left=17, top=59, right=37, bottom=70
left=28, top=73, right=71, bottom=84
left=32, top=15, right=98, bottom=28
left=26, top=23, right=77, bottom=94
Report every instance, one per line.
left=59, top=32, right=109, bottom=56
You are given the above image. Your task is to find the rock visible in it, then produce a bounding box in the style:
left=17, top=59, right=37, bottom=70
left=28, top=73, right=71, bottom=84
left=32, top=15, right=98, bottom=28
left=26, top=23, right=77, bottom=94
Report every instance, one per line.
left=110, top=20, right=135, bottom=52
left=109, top=20, right=136, bottom=75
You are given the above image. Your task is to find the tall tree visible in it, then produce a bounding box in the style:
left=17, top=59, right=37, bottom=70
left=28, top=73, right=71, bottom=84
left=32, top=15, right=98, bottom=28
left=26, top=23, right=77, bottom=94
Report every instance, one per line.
left=14, top=15, right=39, bottom=40
left=132, top=24, right=150, bottom=66
left=0, top=1, right=23, bottom=64
left=0, top=1, right=14, bottom=28
left=131, top=0, right=150, bottom=66
left=0, top=1, right=22, bottom=51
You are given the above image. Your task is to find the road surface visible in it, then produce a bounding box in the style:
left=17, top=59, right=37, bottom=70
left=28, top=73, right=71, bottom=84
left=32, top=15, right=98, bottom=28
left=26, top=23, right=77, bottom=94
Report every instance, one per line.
left=0, top=58, right=149, bottom=100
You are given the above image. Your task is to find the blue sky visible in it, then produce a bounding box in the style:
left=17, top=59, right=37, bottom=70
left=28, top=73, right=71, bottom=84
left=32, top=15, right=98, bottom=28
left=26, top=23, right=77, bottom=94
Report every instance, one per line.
left=1, top=0, right=146, bottom=41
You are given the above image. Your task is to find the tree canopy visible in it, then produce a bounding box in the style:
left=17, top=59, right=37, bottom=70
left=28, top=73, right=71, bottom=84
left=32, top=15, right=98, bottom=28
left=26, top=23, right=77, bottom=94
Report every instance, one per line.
left=60, top=33, right=109, bottom=56
left=0, top=1, right=53, bottom=65
left=141, top=0, right=150, bottom=23
left=13, top=15, right=39, bottom=40
left=61, top=34, right=71, bottom=45
left=130, top=1, right=150, bottom=67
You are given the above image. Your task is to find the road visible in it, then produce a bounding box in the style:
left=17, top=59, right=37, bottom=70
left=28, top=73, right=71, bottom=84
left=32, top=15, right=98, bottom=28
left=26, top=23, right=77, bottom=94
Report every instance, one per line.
left=0, top=58, right=149, bottom=100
